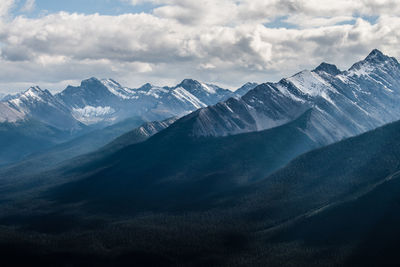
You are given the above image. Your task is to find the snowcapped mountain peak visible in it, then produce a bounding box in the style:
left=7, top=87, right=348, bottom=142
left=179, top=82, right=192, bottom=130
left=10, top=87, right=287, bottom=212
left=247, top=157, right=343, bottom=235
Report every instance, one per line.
left=365, top=49, right=387, bottom=62
left=362, top=49, right=399, bottom=67
left=0, top=84, right=83, bottom=130
left=27, top=85, right=42, bottom=92
left=26, top=86, right=43, bottom=94
left=18, top=86, right=51, bottom=102
left=348, top=49, right=399, bottom=77
left=314, top=62, right=342, bottom=76
left=182, top=49, right=400, bottom=143
left=5, top=86, right=49, bottom=109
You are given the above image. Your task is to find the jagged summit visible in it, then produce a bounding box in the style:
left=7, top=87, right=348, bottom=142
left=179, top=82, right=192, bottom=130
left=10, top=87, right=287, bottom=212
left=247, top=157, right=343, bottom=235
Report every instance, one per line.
left=346, top=49, right=400, bottom=77
left=138, top=83, right=154, bottom=91
left=27, top=86, right=42, bottom=92
left=185, top=49, right=400, bottom=144
left=18, top=86, right=55, bottom=101
left=80, top=77, right=104, bottom=87
left=50, top=76, right=246, bottom=126
left=365, top=49, right=387, bottom=62
left=178, top=79, right=201, bottom=87
left=314, top=62, right=342, bottom=76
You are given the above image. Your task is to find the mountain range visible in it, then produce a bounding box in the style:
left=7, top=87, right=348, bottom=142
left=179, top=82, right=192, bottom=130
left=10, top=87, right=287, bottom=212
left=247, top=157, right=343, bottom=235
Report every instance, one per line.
left=57, top=78, right=243, bottom=125
left=187, top=49, right=400, bottom=145
left=24, top=49, right=400, bottom=214
left=0, top=79, right=255, bottom=165
left=1, top=78, right=251, bottom=128
left=2, top=49, right=400, bottom=266
left=4, top=49, right=399, bottom=167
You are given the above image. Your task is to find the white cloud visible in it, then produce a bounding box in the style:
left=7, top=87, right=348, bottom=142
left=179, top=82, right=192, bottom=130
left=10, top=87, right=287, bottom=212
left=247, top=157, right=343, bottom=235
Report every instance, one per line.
left=0, top=0, right=400, bottom=93
left=125, top=0, right=400, bottom=25
left=284, top=15, right=355, bottom=28
left=0, top=0, right=14, bottom=18
left=20, top=0, right=35, bottom=13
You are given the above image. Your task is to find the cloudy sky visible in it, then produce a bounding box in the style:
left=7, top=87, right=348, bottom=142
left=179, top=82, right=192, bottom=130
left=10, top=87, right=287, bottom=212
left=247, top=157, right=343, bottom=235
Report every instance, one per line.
left=0, top=0, right=399, bottom=93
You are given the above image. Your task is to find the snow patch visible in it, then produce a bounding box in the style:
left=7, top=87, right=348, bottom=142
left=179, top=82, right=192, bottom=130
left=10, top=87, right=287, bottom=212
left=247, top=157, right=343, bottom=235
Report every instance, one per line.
left=72, top=105, right=116, bottom=125
left=172, top=87, right=206, bottom=109
left=200, top=83, right=217, bottom=94
left=288, top=70, right=338, bottom=97
left=101, top=79, right=136, bottom=99
left=274, top=84, right=306, bottom=103
left=348, top=63, right=374, bottom=77
left=0, top=102, right=26, bottom=123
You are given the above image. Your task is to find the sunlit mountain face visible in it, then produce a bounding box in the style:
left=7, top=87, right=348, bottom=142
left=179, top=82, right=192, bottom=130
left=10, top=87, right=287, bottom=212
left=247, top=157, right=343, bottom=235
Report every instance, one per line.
left=1, top=1, right=400, bottom=266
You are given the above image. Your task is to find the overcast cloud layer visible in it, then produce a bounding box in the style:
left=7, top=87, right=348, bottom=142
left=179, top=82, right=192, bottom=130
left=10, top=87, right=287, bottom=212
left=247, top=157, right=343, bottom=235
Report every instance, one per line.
left=1, top=0, right=400, bottom=93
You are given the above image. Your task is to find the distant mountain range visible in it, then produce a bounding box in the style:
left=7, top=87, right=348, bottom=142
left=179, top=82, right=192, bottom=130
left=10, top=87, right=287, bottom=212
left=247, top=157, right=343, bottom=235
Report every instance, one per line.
left=2, top=49, right=400, bottom=170
left=5, top=49, right=400, bottom=167
left=1, top=78, right=253, bottom=128
left=0, top=78, right=256, bottom=165
left=57, top=78, right=244, bottom=126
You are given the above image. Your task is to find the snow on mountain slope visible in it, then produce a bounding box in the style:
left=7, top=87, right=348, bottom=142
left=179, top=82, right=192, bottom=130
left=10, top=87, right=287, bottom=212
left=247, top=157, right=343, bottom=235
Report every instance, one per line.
left=101, top=79, right=136, bottom=99
left=0, top=77, right=251, bottom=129
left=171, top=87, right=206, bottom=109
left=0, top=86, right=82, bottom=131
left=0, top=102, right=25, bottom=123
left=0, top=78, right=251, bottom=166
left=56, top=78, right=118, bottom=110
left=55, top=77, right=240, bottom=126
left=286, top=70, right=338, bottom=103
left=174, top=79, right=234, bottom=104
left=185, top=49, right=400, bottom=146
left=72, top=106, right=116, bottom=125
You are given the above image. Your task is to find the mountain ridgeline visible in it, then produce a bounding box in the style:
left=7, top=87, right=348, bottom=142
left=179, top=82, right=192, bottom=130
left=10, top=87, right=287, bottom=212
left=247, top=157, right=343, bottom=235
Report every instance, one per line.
left=188, top=49, right=400, bottom=145
left=0, top=79, right=256, bottom=165
left=2, top=49, right=400, bottom=166
left=1, top=78, right=252, bottom=128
